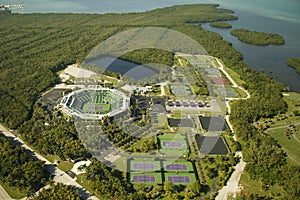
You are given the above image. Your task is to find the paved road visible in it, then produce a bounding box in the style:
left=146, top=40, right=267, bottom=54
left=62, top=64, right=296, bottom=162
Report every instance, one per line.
left=0, top=184, right=14, bottom=200
left=266, top=123, right=300, bottom=131
left=216, top=155, right=246, bottom=200
left=0, top=124, right=98, bottom=200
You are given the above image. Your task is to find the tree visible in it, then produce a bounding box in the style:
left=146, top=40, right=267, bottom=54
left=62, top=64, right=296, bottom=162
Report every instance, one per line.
left=32, top=183, right=82, bottom=200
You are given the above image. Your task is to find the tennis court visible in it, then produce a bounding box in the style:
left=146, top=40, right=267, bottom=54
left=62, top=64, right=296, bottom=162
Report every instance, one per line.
left=169, top=84, right=192, bottom=95
left=158, top=134, right=189, bottom=156
left=130, top=172, right=162, bottom=185
left=165, top=173, right=197, bottom=185
left=163, top=161, right=194, bottom=172
left=216, top=87, right=239, bottom=97
left=82, top=103, right=110, bottom=114
left=129, top=160, right=161, bottom=172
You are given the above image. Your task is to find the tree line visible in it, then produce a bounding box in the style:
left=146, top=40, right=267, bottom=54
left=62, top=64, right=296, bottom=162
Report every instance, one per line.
left=230, top=28, right=285, bottom=46
left=0, top=132, right=48, bottom=197
left=18, top=103, right=90, bottom=160
left=286, top=57, right=300, bottom=75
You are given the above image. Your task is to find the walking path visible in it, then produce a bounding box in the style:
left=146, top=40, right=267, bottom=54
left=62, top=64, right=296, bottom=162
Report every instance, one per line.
left=213, top=57, right=250, bottom=200
left=0, top=124, right=98, bottom=200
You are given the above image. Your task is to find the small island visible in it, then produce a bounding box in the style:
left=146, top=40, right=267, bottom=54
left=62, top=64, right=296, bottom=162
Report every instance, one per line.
left=230, top=28, right=285, bottom=46
left=209, top=21, right=232, bottom=29
left=286, top=58, right=300, bottom=75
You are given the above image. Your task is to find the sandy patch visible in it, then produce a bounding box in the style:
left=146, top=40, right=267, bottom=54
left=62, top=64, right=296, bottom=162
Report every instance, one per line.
left=60, top=64, right=96, bottom=81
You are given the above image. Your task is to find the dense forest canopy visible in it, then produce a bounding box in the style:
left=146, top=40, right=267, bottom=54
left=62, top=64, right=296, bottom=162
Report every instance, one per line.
left=0, top=133, right=48, bottom=196
left=286, top=58, right=300, bottom=75
left=32, top=183, right=82, bottom=200
left=209, top=21, right=232, bottom=28
left=0, top=4, right=237, bottom=128
left=230, top=28, right=285, bottom=46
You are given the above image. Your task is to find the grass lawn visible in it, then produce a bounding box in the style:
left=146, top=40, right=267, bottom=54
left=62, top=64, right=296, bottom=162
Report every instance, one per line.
left=43, top=154, right=59, bottom=163
left=43, top=154, right=74, bottom=171
left=191, top=85, right=201, bottom=95
left=163, top=85, right=171, bottom=96
left=76, top=174, right=100, bottom=198
left=269, top=128, right=300, bottom=166
left=222, top=134, right=235, bottom=153
left=155, top=114, right=167, bottom=128
left=100, top=75, right=119, bottom=85
left=263, top=92, right=300, bottom=128
left=112, top=156, right=127, bottom=172
left=223, top=66, right=246, bottom=86
left=236, top=87, right=248, bottom=98
left=263, top=92, right=300, bottom=165
left=178, top=58, right=189, bottom=67
left=58, top=161, right=74, bottom=172
left=0, top=180, right=27, bottom=199
left=239, top=171, right=284, bottom=197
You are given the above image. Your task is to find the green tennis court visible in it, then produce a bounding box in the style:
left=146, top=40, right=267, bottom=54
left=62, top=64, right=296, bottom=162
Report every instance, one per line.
left=82, top=103, right=110, bottom=114
left=158, top=134, right=189, bottom=156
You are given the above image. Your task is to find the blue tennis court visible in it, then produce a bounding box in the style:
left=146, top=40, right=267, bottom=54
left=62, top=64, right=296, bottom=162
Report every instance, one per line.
left=133, top=175, right=156, bottom=183
left=162, top=142, right=182, bottom=147
left=166, top=164, right=187, bottom=171
left=133, top=163, right=155, bottom=170
left=167, top=176, right=190, bottom=183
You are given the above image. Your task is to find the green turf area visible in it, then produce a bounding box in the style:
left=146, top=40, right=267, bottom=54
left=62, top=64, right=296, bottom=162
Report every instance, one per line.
left=223, top=66, right=246, bottom=86
left=239, top=171, right=284, bottom=197
left=129, top=160, right=161, bottom=172
left=43, top=155, right=74, bottom=171
left=163, top=85, right=171, bottom=96
left=82, top=103, right=110, bottom=113
left=58, top=161, right=74, bottom=172
left=158, top=134, right=189, bottom=156
left=263, top=92, right=300, bottom=165
left=0, top=180, right=27, bottom=199
left=76, top=174, right=101, bottom=199
left=99, top=75, right=119, bottom=85
left=165, top=173, right=197, bottom=185
left=130, top=172, right=163, bottom=185
left=269, top=129, right=300, bottom=166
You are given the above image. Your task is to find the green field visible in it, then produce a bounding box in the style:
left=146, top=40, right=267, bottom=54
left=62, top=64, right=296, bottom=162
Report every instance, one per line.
left=0, top=179, right=27, bottom=199
left=269, top=129, right=300, bottom=166
left=265, top=92, right=300, bottom=165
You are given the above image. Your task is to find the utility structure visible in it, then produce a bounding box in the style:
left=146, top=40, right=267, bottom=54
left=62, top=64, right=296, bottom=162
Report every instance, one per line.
left=0, top=1, right=24, bottom=13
